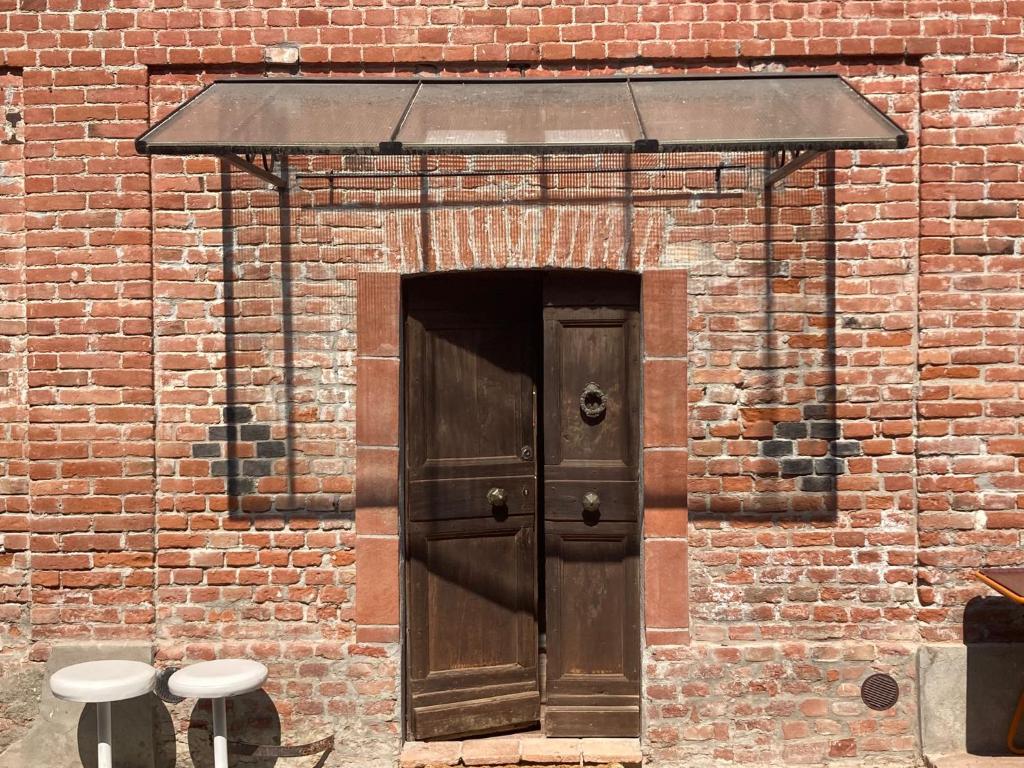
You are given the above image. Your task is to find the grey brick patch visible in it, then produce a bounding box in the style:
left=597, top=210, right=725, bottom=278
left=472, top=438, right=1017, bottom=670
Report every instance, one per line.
left=762, top=440, right=794, bottom=457
left=208, top=425, right=237, bottom=441
left=192, top=442, right=222, bottom=458
left=831, top=440, right=862, bottom=457
left=241, top=424, right=270, bottom=441
left=257, top=440, right=286, bottom=458
left=780, top=458, right=813, bottom=477
left=223, top=405, right=253, bottom=423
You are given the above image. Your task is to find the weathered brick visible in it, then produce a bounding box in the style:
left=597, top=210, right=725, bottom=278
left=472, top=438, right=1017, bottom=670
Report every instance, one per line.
left=1, top=18, right=1020, bottom=768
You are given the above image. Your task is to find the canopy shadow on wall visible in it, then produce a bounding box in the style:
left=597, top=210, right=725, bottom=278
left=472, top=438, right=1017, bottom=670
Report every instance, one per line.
left=139, top=74, right=907, bottom=521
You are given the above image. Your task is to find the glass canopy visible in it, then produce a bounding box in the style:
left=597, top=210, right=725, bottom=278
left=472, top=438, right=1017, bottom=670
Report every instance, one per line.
left=136, top=74, right=907, bottom=157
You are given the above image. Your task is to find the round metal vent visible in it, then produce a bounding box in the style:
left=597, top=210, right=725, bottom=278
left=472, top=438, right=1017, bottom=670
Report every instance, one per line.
left=861, top=673, right=899, bottom=711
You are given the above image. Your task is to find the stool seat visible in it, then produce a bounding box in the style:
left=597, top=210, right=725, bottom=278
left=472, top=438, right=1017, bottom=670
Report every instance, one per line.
left=50, top=660, right=157, bottom=704
left=168, top=659, right=267, bottom=699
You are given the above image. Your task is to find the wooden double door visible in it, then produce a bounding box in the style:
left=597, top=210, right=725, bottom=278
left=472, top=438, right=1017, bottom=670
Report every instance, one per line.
left=403, top=272, right=641, bottom=740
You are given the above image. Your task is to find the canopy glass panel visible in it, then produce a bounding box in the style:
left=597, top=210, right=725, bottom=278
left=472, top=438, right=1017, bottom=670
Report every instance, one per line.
left=136, top=74, right=908, bottom=156
left=140, top=80, right=418, bottom=154
left=630, top=76, right=906, bottom=151
left=395, top=81, right=642, bottom=151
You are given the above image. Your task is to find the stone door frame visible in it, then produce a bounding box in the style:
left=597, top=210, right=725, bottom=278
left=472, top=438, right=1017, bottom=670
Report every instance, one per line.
left=352, top=268, right=690, bottom=735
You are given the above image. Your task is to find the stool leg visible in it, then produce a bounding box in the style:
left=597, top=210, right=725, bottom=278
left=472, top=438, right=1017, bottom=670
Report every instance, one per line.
left=211, top=697, right=228, bottom=768
left=96, top=701, right=112, bottom=768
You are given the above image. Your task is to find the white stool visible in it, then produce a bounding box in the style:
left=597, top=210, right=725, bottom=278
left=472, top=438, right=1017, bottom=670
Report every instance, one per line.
left=168, top=659, right=268, bottom=768
left=49, top=659, right=157, bottom=768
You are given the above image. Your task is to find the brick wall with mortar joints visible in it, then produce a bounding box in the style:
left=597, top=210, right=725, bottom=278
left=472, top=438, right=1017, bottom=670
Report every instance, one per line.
left=640, top=70, right=922, bottom=765
left=643, top=642, right=917, bottom=766
left=0, top=71, right=27, bottom=647
left=682, top=165, right=843, bottom=518
left=149, top=79, right=710, bottom=760
left=151, top=126, right=921, bottom=768
left=0, top=70, right=37, bottom=755
left=830, top=66, right=921, bottom=643
left=148, top=66, right=817, bottom=756
left=150, top=72, right=401, bottom=767
left=0, top=0, right=1020, bottom=762
left=2, top=1, right=1022, bottom=68
left=19, top=46, right=157, bottom=649
left=916, top=55, right=1024, bottom=642
left=671, top=66, right=920, bottom=647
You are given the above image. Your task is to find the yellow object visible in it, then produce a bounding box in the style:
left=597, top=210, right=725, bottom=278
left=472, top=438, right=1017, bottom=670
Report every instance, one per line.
left=974, top=571, right=1024, bottom=753
left=1008, top=688, right=1024, bottom=755
left=975, top=570, right=1024, bottom=605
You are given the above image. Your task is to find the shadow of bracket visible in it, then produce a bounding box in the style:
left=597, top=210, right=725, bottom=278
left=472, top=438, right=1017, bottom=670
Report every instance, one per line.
left=231, top=734, right=335, bottom=759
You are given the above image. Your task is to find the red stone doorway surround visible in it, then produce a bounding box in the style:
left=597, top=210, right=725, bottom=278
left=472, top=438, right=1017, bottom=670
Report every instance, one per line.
left=352, top=267, right=690, bottom=671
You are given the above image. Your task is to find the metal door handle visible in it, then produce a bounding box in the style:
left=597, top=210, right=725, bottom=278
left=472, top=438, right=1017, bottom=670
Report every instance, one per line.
left=582, top=491, right=600, bottom=513
left=487, top=487, right=508, bottom=507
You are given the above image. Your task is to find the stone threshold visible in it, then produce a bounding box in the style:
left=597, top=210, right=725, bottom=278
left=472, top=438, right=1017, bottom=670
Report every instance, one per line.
left=925, top=754, right=1024, bottom=768
left=400, top=737, right=643, bottom=768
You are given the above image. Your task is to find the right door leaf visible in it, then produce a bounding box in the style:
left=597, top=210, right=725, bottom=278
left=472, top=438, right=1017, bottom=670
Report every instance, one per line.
left=542, top=273, right=642, bottom=738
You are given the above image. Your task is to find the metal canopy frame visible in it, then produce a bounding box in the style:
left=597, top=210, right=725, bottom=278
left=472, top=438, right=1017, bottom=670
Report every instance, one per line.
left=221, top=152, right=288, bottom=189
left=763, top=149, right=825, bottom=189
left=136, top=73, right=907, bottom=190
left=216, top=146, right=828, bottom=192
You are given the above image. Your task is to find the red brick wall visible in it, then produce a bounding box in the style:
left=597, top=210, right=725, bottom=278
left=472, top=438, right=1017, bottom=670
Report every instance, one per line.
left=917, top=55, right=1024, bottom=641
left=0, top=71, right=27, bottom=648
left=1, top=2, right=1023, bottom=765
left=0, top=70, right=34, bottom=752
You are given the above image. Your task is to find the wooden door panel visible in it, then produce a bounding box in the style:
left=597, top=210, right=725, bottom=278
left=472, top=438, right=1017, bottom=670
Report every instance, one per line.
left=544, top=311, right=638, bottom=471
left=544, top=707, right=641, bottom=739
left=542, top=274, right=641, bottom=738
left=545, top=523, right=640, bottom=688
left=407, top=477, right=535, bottom=522
left=413, top=692, right=542, bottom=742
left=405, top=274, right=541, bottom=740
left=543, top=525, right=641, bottom=737
left=542, top=481, right=638, bottom=522
left=406, top=313, right=534, bottom=481
left=420, top=325, right=526, bottom=461
left=407, top=520, right=537, bottom=688
left=405, top=272, right=641, bottom=740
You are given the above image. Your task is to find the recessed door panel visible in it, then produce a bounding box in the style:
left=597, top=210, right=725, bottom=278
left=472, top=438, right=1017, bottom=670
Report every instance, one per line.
left=407, top=478, right=535, bottom=522
left=543, top=310, right=640, bottom=483
left=543, top=480, right=638, bottom=522
left=418, top=527, right=532, bottom=674
left=552, top=316, right=634, bottom=466
left=547, top=529, right=632, bottom=676
left=419, top=324, right=527, bottom=463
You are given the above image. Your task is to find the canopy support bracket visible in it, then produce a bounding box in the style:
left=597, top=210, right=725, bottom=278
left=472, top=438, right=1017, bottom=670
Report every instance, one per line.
left=764, top=149, right=824, bottom=188
left=221, top=152, right=288, bottom=189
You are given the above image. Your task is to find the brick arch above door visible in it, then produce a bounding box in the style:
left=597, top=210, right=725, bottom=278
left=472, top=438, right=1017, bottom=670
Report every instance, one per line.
left=353, top=269, right=689, bottom=648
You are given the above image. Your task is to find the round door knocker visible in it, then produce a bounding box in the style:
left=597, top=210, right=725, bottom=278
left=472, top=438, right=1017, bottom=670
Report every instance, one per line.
left=579, top=382, right=608, bottom=419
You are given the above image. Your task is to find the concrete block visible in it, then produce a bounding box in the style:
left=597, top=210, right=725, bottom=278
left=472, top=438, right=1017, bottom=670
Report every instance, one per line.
left=919, top=643, right=967, bottom=760
left=0, top=661, right=44, bottom=753
left=0, top=642, right=173, bottom=768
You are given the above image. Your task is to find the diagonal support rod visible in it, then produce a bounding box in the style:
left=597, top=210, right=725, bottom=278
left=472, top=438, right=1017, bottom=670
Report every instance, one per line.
left=221, top=152, right=288, bottom=189
left=764, top=149, right=824, bottom=188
